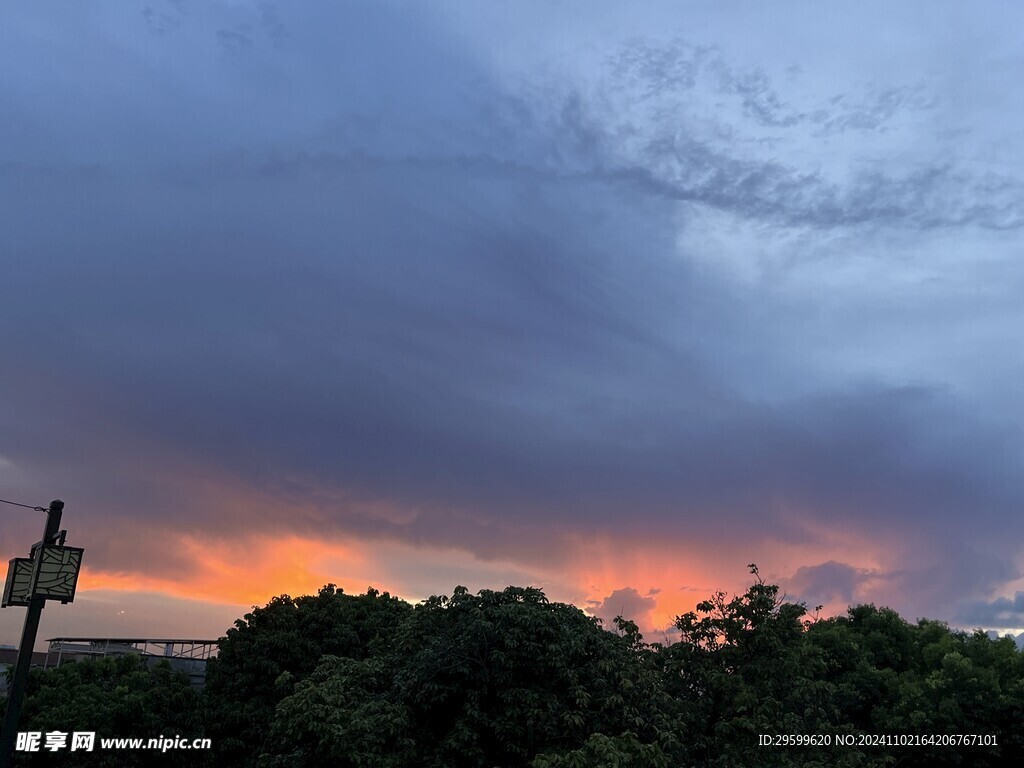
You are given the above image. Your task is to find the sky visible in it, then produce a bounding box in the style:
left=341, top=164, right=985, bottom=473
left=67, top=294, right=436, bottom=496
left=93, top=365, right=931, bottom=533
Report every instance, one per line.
left=3, top=1, right=1024, bottom=647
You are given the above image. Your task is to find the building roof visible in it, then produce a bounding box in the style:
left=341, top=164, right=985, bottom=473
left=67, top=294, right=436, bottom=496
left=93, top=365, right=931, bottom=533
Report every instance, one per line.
left=46, top=637, right=219, bottom=645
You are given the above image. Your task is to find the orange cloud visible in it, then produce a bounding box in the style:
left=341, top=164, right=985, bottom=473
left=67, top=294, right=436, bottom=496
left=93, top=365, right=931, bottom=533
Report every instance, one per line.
left=78, top=534, right=366, bottom=605
left=65, top=499, right=902, bottom=642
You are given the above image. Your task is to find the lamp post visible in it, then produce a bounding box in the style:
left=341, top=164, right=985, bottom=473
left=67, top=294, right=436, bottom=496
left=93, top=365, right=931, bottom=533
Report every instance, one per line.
left=0, top=500, right=83, bottom=767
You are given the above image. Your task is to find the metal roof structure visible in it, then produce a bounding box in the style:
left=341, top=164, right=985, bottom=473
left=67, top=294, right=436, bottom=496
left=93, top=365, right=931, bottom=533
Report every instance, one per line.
left=45, top=637, right=219, bottom=665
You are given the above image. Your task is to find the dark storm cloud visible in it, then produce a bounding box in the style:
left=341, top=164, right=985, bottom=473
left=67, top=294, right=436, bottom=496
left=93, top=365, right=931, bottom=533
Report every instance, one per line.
left=958, top=593, right=1024, bottom=628
left=5, top=151, right=1023, bottom=591
left=789, top=561, right=869, bottom=606
left=587, top=587, right=659, bottom=634
left=3, top=2, right=1024, bottom=621
left=789, top=548, right=1020, bottom=623
left=7, top=152, right=1021, bottom=534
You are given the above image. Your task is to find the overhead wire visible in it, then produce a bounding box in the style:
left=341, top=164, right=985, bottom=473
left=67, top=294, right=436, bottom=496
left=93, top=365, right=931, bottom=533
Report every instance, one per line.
left=0, top=498, right=46, bottom=512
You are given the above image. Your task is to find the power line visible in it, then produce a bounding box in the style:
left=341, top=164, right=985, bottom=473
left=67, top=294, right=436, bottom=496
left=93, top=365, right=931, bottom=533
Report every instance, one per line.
left=0, top=498, right=46, bottom=512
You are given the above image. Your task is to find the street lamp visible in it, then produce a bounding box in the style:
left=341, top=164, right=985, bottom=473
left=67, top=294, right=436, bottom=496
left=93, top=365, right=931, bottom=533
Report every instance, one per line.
left=0, top=500, right=83, bottom=766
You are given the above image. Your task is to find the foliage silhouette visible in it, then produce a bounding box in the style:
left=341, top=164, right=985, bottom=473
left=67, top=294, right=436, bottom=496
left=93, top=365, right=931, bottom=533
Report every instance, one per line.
left=13, top=654, right=207, bottom=767
left=10, top=568, right=1024, bottom=767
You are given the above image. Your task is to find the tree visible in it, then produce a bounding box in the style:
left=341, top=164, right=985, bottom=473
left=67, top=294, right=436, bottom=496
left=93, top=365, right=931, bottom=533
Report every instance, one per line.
left=807, top=607, right=1024, bottom=766
left=664, top=565, right=852, bottom=767
left=193, top=569, right=1024, bottom=766
left=261, top=585, right=676, bottom=767
left=14, top=654, right=207, bottom=767
left=530, top=732, right=670, bottom=768
left=205, top=585, right=411, bottom=767
left=257, top=656, right=414, bottom=768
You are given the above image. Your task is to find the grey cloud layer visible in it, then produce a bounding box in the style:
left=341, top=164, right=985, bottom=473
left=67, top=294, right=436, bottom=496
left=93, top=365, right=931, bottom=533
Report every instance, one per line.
left=3, top=1, right=1024, bottom=624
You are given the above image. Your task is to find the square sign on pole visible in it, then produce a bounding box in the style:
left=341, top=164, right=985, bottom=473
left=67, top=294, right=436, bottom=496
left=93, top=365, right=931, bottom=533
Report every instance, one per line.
left=0, top=499, right=71, bottom=768
left=31, top=545, right=84, bottom=604
left=1, top=559, right=35, bottom=608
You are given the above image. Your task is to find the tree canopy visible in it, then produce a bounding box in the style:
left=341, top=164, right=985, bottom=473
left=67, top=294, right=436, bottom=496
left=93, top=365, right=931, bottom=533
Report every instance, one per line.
left=204, top=584, right=411, bottom=766
left=8, top=568, right=1023, bottom=767
left=12, top=653, right=207, bottom=767
left=255, top=585, right=676, bottom=767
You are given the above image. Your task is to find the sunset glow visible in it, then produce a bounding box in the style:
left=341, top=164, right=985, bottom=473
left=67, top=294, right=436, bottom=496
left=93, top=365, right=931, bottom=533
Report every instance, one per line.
left=4, top=2, right=1024, bottom=650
